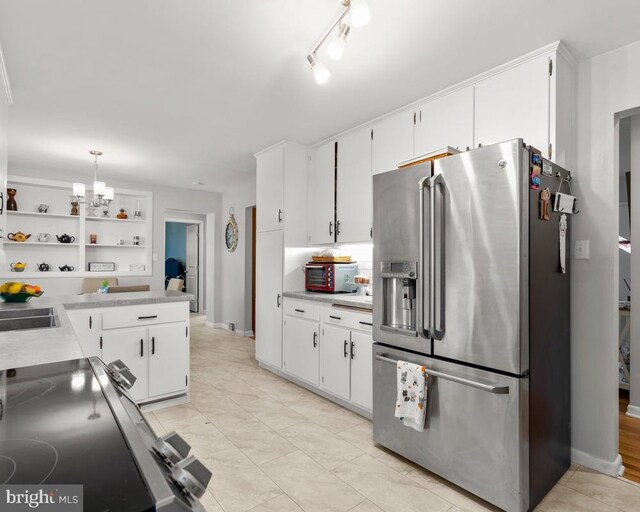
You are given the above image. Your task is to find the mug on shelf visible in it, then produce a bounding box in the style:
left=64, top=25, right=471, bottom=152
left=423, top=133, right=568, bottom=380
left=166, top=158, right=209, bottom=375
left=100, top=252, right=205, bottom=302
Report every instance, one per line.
left=90, top=233, right=97, bottom=244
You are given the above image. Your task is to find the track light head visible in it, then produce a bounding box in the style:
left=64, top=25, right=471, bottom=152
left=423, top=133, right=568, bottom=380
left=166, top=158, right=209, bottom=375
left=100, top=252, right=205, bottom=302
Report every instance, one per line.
left=349, top=0, right=371, bottom=28
left=307, top=53, right=331, bottom=84
left=326, top=24, right=351, bottom=61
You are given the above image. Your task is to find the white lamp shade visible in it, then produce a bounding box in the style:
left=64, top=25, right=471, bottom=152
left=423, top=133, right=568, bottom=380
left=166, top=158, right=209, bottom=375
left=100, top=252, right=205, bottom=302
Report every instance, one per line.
left=73, top=182, right=86, bottom=197
left=312, top=60, right=331, bottom=84
left=93, top=181, right=106, bottom=196
left=350, top=0, right=371, bottom=27
left=104, top=187, right=114, bottom=201
left=326, top=36, right=346, bottom=60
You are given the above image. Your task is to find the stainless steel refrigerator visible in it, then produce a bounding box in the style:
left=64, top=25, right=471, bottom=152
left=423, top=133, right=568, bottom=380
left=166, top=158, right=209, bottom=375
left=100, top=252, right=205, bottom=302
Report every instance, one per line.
left=372, top=139, right=571, bottom=512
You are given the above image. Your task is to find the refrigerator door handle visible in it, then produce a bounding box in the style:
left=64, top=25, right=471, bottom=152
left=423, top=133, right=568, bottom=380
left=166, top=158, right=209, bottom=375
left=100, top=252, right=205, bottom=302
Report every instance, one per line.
left=375, top=355, right=509, bottom=394
left=427, top=173, right=446, bottom=340
left=418, top=176, right=431, bottom=339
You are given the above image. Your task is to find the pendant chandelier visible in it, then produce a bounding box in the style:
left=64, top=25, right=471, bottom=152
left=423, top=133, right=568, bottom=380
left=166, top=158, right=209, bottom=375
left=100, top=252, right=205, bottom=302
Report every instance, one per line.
left=72, top=150, right=114, bottom=208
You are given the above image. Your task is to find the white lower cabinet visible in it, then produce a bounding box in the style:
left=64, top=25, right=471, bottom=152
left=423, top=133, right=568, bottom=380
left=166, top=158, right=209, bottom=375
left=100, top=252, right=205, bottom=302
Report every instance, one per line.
left=102, top=327, right=150, bottom=402
left=148, top=323, right=190, bottom=397
left=65, top=308, right=103, bottom=357
left=320, top=324, right=351, bottom=401
left=281, top=299, right=373, bottom=414
left=67, top=302, right=191, bottom=403
left=349, top=330, right=373, bottom=411
left=283, top=315, right=319, bottom=386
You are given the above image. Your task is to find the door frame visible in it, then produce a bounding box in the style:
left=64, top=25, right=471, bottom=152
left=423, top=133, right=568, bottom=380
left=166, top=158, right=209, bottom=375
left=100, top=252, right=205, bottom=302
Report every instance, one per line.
left=164, top=217, right=205, bottom=314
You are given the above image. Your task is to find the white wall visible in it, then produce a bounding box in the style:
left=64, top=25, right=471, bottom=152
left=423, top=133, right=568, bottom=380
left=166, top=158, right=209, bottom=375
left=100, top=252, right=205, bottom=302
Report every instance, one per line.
left=7, top=167, right=224, bottom=321
left=219, top=182, right=256, bottom=333
left=572, top=38, right=640, bottom=474
left=629, top=115, right=640, bottom=415
left=0, top=77, right=8, bottom=252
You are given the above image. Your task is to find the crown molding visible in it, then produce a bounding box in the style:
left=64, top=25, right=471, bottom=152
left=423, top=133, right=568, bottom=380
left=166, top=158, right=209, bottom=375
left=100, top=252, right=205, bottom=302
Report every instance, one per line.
left=0, top=42, right=13, bottom=105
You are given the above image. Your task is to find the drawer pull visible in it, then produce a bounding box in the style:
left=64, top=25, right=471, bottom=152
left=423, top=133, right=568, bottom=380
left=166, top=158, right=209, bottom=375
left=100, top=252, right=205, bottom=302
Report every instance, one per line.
left=329, top=315, right=342, bottom=320
left=375, top=354, right=510, bottom=394
left=138, top=315, right=158, bottom=320
left=359, top=321, right=373, bottom=326
left=294, top=308, right=305, bottom=313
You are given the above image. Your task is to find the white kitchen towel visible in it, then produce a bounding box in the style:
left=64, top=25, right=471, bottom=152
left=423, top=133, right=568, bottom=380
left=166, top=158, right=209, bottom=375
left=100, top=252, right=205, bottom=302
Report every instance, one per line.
left=394, top=360, right=428, bottom=432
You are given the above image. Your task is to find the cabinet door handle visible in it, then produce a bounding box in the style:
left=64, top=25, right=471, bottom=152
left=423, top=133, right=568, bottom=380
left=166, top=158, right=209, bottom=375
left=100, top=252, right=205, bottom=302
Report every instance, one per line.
left=138, top=315, right=158, bottom=320
left=359, top=321, right=373, bottom=326
left=99, top=335, right=103, bottom=350
left=336, top=220, right=341, bottom=236
left=313, top=332, right=318, bottom=348
left=277, top=294, right=281, bottom=307
left=343, top=340, right=348, bottom=358
left=278, top=209, right=283, bottom=223
left=329, top=221, right=333, bottom=236
left=329, top=315, right=341, bottom=320
left=350, top=341, right=355, bottom=359
left=0, top=191, right=4, bottom=215
left=140, top=339, right=144, bottom=357
left=89, top=315, right=92, bottom=329
left=151, top=336, right=155, bottom=355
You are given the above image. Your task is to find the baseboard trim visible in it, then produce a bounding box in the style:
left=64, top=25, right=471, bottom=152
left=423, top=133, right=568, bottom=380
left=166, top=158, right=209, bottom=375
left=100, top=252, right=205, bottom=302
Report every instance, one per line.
left=626, top=404, right=640, bottom=419
left=571, top=449, right=624, bottom=477
left=212, top=322, right=253, bottom=337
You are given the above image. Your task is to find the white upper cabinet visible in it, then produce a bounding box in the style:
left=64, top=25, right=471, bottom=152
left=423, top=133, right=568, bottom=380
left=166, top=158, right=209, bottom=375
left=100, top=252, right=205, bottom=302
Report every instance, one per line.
left=256, top=145, right=284, bottom=233
left=415, top=87, right=474, bottom=156
left=336, top=127, right=372, bottom=243
left=308, top=141, right=336, bottom=245
left=474, top=53, right=552, bottom=158
left=372, top=109, right=415, bottom=175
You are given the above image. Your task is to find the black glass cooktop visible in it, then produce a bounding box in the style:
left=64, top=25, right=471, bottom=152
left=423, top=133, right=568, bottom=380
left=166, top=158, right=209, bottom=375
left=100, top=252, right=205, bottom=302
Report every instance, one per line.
left=0, top=358, right=154, bottom=512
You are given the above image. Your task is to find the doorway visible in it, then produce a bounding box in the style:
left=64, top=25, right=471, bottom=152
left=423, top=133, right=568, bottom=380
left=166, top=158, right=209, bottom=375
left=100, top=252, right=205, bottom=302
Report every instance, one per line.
left=165, top=218, right=204, bottom=313
left=617, top=111, right=640, bottom=483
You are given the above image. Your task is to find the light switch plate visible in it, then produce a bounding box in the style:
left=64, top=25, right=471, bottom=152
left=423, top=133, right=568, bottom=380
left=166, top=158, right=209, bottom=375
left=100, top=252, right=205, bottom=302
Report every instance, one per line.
left=575, top=240, right=589, bottom=260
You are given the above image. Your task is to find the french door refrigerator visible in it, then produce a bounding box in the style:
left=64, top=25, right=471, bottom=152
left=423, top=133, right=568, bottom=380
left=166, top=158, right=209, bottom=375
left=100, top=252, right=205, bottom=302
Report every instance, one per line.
left=372, top=139, right=570, bottom=512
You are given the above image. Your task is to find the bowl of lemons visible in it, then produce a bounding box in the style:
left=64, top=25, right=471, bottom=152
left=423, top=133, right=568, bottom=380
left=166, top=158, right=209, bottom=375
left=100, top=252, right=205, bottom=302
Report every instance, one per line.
left=0, top=282, right=44, bottom=302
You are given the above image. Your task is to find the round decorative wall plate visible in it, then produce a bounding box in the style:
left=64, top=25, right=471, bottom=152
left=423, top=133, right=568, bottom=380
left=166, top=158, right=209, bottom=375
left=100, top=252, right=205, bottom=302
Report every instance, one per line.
left=225, top=212, right=239, bottom=252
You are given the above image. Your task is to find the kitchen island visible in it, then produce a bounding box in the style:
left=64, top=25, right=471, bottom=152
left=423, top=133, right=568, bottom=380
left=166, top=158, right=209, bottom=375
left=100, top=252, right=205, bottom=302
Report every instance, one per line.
left=0, top=290, right=191, bottom=403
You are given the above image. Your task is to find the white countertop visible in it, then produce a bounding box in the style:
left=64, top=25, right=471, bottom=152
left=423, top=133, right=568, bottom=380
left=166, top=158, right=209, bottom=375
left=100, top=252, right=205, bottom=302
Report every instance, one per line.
left=0, top=291, right=191, bottom=371
left=283, top=291, right=373, bottom=311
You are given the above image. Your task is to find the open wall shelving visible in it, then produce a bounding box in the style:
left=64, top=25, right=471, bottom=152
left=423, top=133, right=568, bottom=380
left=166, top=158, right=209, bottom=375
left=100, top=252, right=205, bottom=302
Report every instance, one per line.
left=0, top=176, right=153, bottom=278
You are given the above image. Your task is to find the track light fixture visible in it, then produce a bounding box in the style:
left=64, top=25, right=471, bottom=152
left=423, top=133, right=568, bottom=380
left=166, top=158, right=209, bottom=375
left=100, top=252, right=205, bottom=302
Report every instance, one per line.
left=306, top=0, right=371, bottom=84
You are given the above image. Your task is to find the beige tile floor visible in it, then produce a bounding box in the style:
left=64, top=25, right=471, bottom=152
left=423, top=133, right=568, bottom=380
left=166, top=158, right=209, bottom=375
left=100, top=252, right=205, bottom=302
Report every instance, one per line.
left=144, top=325, right=640, bottom=512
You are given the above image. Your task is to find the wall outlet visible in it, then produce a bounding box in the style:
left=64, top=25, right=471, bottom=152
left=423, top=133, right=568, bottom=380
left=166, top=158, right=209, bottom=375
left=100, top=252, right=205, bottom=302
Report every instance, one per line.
left=575, top=240, right=589, bottom=260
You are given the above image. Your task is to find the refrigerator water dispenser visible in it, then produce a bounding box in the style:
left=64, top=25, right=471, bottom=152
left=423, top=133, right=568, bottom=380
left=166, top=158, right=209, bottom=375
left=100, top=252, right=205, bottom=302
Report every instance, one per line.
left=380, top=261, right=417, bottom=332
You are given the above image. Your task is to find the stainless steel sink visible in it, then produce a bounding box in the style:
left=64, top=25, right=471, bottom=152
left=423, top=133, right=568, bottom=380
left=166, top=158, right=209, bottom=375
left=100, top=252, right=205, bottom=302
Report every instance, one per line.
left=0, top=307, right=58, bottom=331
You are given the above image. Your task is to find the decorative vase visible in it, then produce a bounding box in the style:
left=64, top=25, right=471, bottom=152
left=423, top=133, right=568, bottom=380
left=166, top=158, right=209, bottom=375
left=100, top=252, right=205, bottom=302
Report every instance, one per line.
left=117, top=208, right=128, bottom=219
left=6, top=188, right=17, bottom=211
left=70, top=201, right=79, bottom=216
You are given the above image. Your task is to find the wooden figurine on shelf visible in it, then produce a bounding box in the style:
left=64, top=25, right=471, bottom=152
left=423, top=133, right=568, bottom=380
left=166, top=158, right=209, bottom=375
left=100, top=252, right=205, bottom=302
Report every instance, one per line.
left=6, top=188, right=17, bottom=211
left=117, top=208, right=128, bottom=219
left=70, top=201, right=79, bottom=216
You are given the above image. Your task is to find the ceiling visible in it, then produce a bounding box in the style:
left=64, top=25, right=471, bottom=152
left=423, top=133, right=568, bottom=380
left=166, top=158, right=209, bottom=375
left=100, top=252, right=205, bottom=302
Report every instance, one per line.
left=1, top=0, right=640, bottom=193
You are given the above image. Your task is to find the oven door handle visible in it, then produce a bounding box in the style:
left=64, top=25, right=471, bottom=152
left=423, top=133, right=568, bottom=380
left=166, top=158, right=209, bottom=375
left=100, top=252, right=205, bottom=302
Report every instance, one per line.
left=375, top=354, right=509, bottom=394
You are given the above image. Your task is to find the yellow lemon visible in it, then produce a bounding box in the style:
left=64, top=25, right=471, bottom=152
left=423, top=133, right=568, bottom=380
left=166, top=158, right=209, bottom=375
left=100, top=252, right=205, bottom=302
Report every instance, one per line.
left=8, top=283, right=23, bottom=294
